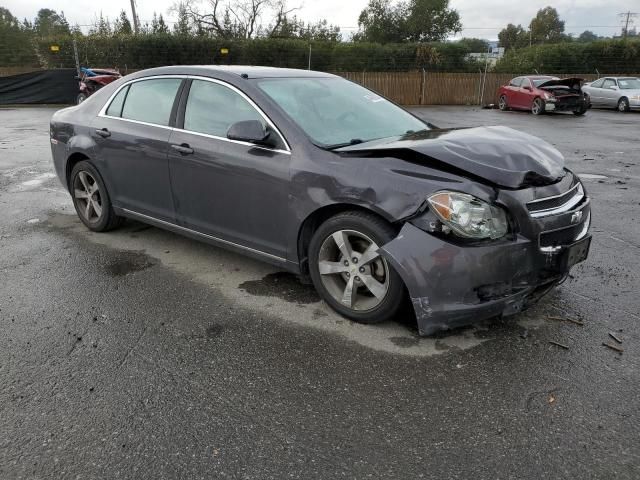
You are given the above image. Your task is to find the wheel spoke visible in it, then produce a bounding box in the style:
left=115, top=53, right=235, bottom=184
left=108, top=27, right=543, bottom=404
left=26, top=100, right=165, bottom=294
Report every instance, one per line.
left=341, top=276, right=357, bottom=308
left=318, top=260, right=349, bottom=275
left=91, top=199, right=102, bottom=218
left=359, top=274, right=388, bottom=300
left=84, top=199, right=93, bottom=219
left=332, top=231, right=354, bottom=260
left=359, top=243, right=380, bottom=266
left=74, top=189, right=89, bottom=199
left=78, top=171, right=91, bottom=192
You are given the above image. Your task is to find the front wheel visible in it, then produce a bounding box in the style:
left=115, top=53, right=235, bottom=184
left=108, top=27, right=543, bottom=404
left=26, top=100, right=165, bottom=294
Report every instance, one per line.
left=70, top=161, right=123, bottom=232
left=618, top=97, right=630, bottom=112
left=77, top=93, right=87, bottom=104
left=308, top=211, right=405, bottom=325
left=532, top=98, right=545, bottom=115
left=573, top=108, right=587, bottom=116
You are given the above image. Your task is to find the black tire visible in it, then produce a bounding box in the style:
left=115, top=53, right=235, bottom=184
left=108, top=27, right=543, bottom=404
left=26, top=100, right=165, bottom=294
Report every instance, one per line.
left=618, top=97, right=630, bottom=112
left=77, top=93, right=88, bottom=104
left=531, top=98, right=545, bottom=115
left=308, top=211, right=405, bottom=325
left=70, top=160, right=123, bottom=232
left=498, top=95, right=508, bottom=111
left=573, top=108, right=587, bottom=116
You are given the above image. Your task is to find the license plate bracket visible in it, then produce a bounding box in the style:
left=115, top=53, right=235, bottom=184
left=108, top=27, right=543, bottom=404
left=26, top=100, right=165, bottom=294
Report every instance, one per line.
left=558, top=235, right=591, bottom=270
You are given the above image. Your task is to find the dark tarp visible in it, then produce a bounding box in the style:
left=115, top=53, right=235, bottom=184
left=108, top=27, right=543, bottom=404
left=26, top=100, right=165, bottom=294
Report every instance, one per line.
left=0, top=69, right=76, bottom=105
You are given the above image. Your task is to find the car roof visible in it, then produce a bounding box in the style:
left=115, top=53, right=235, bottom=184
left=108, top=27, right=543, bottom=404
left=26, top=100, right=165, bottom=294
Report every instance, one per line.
left=129, top=65, right=336, bottom=79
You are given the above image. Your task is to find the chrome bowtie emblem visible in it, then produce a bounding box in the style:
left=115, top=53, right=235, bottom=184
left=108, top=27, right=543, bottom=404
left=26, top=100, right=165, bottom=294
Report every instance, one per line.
left=571, top=211, right=583, bottom=224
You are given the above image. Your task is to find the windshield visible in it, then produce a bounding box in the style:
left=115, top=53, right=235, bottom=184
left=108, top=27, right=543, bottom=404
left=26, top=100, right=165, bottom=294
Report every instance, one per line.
left=618, top=78, right=640, bottom=89
left=532, top=77, right=558, bottom=87
left=256, top=77, right=428, bottom=148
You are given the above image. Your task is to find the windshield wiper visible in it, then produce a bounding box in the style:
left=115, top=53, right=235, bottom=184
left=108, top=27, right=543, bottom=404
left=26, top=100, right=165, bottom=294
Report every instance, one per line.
left=323, top=138, right=365, bottom=151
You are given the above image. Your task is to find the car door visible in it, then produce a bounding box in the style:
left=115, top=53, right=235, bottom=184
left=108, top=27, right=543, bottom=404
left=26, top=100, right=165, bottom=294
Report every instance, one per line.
left=600, top=78, right=618, bottom=107
left=584, top=78, right=603, bottom=105
left=506, top=77, right=522, bottom=108
left=518, top=78, right=535, bottom=109
left=93, top=77, right=184, bottom=222
left=167, top=78, right=291, bottom=259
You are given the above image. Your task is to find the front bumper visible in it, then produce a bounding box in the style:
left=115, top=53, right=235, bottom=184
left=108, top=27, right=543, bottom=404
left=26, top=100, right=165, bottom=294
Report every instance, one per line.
left=380, top=216, right=591, bottom=336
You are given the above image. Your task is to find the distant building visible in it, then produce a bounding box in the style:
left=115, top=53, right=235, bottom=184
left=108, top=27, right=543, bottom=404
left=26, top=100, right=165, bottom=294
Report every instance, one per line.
left=466, top=44, right=505, bottom=67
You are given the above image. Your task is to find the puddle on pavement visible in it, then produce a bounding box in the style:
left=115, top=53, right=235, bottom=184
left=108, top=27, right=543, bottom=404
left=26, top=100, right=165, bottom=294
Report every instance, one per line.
left=239, top=272, right=320, bottom=304
left=105, top=251, right=156, bottom=277
left=45, top=211, right=490, bottom=357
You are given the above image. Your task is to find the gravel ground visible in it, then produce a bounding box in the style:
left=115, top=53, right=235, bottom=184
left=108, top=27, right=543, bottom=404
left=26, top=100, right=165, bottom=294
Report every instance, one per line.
left=0, top=105, right=638, bottom=479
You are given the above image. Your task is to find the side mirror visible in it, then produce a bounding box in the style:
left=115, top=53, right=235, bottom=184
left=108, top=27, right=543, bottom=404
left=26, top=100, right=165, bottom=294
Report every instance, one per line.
left=609, top=85, right=619, bottom=90
left=227, top=120, right=272, bottom=146
left=523, top=85, right=532, bottom=91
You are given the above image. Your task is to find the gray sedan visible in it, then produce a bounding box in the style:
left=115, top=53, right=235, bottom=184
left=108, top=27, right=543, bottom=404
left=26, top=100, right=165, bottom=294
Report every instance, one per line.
left=583, top=77, right=640, bottom=112
left=49, top=66, right=591, bottom=335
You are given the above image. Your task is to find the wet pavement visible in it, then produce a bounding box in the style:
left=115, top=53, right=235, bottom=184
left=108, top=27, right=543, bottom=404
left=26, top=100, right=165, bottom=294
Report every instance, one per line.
left=0, top=106, right=639, bottom=479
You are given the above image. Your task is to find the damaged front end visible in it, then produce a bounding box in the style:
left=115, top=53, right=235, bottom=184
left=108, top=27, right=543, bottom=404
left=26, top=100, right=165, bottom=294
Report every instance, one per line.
left=538, top=77, right=587, bottom=113
left=335, top=128, right=592, bottom=335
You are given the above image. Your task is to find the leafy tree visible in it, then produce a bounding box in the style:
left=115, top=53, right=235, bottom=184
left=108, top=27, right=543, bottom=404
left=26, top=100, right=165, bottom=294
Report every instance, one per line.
left=173, top=2, right=193, bottom=36
left=577, top=30, right=598, bottom=42
left=151, top=13, right=170, bottom=34
left=355, top=0, right=460, bottom=43
left=270, top=15, right=341, bottom=41
left=114, top=10, right=133, bottom=35
left=32, top=8, right=70, bottom=37
left=457, top=37, right=488, bottom=53
left=498, top=23, right=529, bottom=50
left=89, top=13, right=112, bottom=36
left=529, top=6, right=565, bottom=44
left=0, top=7, right=38, bottom=65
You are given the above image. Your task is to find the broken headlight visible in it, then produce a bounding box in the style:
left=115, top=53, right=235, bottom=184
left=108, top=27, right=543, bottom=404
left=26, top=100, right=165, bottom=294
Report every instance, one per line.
left=427, top=191, right=508, bottom=240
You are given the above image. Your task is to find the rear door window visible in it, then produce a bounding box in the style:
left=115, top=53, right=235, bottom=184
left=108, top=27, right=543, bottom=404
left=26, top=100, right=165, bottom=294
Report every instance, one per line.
left=183, top=79, right=265, bottom=138
left=602, top=79, right=616, bottom=89
left=120, top=78, right=182, bottom=126
left=590, top=78, right=604, bottom=88
left=106, top=85, right=129, bottom=117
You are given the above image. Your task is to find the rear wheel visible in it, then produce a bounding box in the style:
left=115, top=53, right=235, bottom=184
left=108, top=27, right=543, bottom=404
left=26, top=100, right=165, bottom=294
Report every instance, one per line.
left=70, top=161, right=123, bottom=232
left=531, top=98, right=544, bottom=115
left=618, top=97, right=630, bottom=112
left=77, top=93, right=87, bottom=104
left=498, top=95, right=508, bottom=111
left=308, top=211, right=405, bottom=325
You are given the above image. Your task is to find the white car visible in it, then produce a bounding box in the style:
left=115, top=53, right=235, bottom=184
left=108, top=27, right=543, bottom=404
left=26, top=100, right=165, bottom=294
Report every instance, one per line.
left=582, top=77, right=640, bottom=112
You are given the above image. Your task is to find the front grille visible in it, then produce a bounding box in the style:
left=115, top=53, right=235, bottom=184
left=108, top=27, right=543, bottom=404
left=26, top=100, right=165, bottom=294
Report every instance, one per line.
left=539, top=212, right=591, bottom=248
left=527, top=183, right=584, bottom=218
left=540, top=224, right=583, bottom=248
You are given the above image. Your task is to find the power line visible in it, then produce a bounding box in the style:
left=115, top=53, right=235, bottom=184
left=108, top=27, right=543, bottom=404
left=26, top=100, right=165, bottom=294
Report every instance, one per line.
left=618, top=11, right=638, bottom=37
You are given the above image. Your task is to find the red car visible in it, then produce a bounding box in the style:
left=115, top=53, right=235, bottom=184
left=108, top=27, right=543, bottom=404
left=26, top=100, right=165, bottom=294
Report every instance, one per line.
left=498, top=76, right=588, bottom=116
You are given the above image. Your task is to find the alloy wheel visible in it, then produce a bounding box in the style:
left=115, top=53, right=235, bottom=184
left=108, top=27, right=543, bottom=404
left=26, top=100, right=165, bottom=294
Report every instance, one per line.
left=498, top=95, right=507, bottom=110
left=73, top=171, right=103, bottom=223
left=532, top=99, right=543, bottom=115
left=317, top=230, right=390, bottom=312
left=618, top=98, right=629, bottom=112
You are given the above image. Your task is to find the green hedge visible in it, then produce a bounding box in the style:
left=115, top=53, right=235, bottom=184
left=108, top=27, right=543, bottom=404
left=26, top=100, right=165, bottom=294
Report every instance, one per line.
left=32, top=35, right=482, bottom=72
left=495, top=39, right=640, bottom=74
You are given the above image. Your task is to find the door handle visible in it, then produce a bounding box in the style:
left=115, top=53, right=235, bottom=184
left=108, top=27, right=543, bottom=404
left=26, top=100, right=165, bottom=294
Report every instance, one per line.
left=95, top=128, right=111, bottom=138
left=171, top=143, right=194, bottom=155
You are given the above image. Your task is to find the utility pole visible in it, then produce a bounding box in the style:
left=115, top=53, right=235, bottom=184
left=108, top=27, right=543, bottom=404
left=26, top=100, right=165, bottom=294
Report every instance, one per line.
left=130, top=0, right=140, bottom=34
left=619, top=11, right=638, bottom=38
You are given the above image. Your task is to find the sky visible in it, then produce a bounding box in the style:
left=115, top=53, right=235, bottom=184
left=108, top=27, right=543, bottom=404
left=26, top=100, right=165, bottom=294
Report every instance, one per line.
left=2, top=0, right=638, bottom=40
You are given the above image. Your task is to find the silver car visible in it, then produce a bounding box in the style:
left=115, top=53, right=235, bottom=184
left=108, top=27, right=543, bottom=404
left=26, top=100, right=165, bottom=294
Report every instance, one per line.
left=582, top=77, right=640, bottom=112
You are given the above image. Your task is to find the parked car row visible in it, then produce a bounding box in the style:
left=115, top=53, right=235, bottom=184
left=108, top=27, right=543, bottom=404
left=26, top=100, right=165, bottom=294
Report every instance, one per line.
left=497, top=75, right=640, bottom=116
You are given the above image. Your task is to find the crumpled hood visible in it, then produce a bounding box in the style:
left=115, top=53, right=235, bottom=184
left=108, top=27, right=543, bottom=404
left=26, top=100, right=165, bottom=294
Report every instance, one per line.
left=337, top=126, right=566, bottom=189
left=538, top=77, right=583, bottom=88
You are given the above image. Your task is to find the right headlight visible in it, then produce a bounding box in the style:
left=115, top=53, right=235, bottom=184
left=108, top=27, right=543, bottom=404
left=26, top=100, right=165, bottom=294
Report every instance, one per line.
left=427, top=191, right=509, bottom=240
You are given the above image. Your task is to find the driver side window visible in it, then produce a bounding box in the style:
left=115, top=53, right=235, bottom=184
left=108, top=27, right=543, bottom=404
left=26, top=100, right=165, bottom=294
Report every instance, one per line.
left=183, top=80, right=266, bottom=138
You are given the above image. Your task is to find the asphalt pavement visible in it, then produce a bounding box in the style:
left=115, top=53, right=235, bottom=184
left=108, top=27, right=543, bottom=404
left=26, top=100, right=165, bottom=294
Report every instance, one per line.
left=0, top=105, right=639, bottom=479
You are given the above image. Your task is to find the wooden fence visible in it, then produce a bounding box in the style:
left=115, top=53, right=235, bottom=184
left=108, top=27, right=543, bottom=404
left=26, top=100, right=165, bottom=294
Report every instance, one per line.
left=2, top=67, right=637, bottom=106
left=338, top=71, right=617, bottom=106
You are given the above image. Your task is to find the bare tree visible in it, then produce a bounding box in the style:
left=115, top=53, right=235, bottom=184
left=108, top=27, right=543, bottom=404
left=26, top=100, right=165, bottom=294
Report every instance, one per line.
left=172, top=0, right=298, bottom=38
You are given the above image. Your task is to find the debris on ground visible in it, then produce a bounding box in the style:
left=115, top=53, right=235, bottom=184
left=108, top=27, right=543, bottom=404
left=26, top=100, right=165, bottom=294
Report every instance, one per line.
left=549, top=341, right=569, bottom=350
left=602, top=343, right=624, bottom=354
left=608, top=332, right=623, bottom=344
left=548, top=316, right=584, bottom=326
